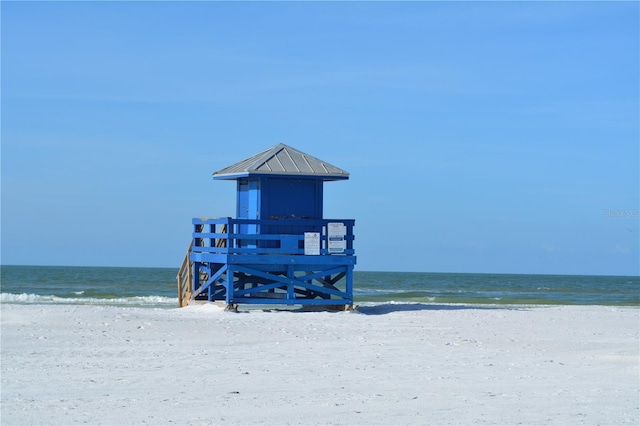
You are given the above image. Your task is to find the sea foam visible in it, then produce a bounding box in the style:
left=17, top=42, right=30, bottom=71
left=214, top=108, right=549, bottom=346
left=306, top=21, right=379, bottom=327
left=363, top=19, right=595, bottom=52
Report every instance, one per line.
left=0, top=293, right=177, bottom=308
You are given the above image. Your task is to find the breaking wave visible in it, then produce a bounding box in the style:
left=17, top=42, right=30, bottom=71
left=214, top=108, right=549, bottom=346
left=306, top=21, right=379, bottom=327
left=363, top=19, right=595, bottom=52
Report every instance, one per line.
left=1, top=293, right=177, bottom=308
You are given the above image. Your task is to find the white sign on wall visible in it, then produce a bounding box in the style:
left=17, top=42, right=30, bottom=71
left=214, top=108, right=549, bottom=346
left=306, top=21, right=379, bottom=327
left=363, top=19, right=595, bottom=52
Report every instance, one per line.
left=327, top=222, right=345, bottom=254
left=304, top=232, right=320, bottom=255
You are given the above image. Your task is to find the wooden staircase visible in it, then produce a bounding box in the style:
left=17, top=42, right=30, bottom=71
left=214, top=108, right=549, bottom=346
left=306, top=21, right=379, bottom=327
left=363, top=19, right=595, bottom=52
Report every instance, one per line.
left=176, top=223, right=227, bottom=307
left=176, top=240, right=193, bottom=308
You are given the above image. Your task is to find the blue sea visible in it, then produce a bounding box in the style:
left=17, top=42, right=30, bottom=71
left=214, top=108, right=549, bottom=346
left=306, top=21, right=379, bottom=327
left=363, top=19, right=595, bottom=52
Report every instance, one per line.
left=1, top=265, right=638, bottom=308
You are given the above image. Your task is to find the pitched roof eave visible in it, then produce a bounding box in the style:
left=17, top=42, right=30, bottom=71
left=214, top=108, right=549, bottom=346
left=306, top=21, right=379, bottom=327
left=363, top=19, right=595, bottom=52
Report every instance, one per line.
left=212, top=143, right=350, bottom=181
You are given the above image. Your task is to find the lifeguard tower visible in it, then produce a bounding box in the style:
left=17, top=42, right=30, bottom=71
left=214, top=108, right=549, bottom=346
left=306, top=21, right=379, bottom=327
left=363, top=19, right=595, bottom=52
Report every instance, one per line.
left=177, top=143, right=356, bottom=309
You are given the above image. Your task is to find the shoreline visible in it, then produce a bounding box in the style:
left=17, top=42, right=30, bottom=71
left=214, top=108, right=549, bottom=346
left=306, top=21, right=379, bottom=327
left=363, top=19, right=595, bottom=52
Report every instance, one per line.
left=2, top=291, right=639, bottom=310
left=2, top=303, right=638, bottom=425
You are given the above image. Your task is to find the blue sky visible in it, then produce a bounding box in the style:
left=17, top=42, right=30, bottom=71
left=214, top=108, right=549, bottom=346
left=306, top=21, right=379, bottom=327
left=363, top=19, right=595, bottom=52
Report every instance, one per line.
left=2, top=1, right=638, bottom=275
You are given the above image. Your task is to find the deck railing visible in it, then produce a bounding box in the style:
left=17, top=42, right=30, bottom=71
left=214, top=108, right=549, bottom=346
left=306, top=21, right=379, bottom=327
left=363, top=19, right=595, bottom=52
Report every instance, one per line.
left=191, top=217, right=355, bottom=256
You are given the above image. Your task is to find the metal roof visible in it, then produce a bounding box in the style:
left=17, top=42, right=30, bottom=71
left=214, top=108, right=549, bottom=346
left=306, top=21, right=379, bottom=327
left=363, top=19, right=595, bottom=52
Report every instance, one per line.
left=213, top=143, right=350, bottom=180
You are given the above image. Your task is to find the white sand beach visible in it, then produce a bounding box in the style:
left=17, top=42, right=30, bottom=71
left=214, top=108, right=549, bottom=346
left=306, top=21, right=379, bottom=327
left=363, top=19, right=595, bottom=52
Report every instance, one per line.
left=1, top=303, right=638, bottom=425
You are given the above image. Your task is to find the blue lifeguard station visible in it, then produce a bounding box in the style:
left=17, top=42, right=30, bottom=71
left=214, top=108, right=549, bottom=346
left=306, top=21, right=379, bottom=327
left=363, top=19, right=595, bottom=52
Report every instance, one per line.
left=177, top=143, right=356, bottom=309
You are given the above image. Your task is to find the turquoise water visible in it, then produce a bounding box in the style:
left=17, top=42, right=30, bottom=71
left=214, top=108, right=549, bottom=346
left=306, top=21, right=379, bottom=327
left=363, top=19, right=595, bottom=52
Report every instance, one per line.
left=1, top=265, right=638, bottom=308
left=356, top=271, right=639, bottom=306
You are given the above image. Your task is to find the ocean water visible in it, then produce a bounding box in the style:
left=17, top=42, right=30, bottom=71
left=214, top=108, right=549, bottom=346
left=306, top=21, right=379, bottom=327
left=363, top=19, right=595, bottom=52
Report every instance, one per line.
left=1, top=265, right=638, bottom=308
